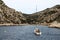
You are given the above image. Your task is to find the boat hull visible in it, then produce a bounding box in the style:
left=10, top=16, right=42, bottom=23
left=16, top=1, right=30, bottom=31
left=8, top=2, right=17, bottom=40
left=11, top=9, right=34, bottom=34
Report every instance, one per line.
left=34, top=32, right=42, bottom=36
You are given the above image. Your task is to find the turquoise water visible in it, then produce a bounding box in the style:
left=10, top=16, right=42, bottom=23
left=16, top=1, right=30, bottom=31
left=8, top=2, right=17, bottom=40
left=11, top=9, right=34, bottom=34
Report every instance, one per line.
left=0, top=25, right=60, bottom=40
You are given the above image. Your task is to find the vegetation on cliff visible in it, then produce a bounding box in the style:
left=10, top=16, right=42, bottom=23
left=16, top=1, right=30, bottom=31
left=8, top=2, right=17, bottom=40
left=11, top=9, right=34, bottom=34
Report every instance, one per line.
left=23, top=5, right=60, bottom=24
left=0, top=0, right=26, bottom=24
left=0, top=0, right=60, bottom=26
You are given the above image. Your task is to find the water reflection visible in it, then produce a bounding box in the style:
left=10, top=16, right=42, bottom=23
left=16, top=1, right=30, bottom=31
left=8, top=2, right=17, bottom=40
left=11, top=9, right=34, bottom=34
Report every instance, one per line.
left=0, top=25, right=60, bottom=40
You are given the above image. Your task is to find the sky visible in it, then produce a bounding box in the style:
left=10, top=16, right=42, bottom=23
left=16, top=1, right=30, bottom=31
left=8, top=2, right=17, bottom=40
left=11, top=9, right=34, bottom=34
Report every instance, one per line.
left=3, top=0, right=60, bottom=14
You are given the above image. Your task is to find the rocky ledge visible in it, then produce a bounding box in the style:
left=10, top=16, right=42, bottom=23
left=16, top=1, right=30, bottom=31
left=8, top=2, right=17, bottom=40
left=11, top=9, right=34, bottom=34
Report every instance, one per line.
left=0, top=0, right=60, bottom=28
left=48, top=21, right=60, bottom=28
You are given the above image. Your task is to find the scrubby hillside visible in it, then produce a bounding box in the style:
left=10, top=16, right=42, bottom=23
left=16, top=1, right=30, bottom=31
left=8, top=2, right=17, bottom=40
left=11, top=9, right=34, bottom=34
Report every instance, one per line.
left=0, top=0, right=26, bottom=24
left=37, top=5, right=60, bottom=23
left=24, top=5, right=60, bottom=25
left=0, top=0, right=60, bottom=26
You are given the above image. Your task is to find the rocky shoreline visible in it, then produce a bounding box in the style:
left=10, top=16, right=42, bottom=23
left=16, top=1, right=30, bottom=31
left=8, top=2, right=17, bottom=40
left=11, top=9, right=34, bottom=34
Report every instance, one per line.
left=0, top=22, right=60, bottom=29
left=0, top=0, right=60, bottom=28
left=48, top=21, right=60, bottom=28
left=0, top=24, right=29, bottom=26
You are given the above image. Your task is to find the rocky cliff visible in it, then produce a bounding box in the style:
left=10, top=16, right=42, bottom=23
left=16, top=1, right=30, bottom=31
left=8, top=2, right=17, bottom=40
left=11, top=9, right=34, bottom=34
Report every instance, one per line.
left=24, top=5, right=60, bottom=25
left=0, top=0, right=26, bottom=24
left=0, top=0, right=60, bottom=26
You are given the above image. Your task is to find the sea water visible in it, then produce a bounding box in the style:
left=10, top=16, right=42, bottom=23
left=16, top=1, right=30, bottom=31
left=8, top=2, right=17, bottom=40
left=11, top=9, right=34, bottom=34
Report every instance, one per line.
left=0, top=25, right=60, bottom=40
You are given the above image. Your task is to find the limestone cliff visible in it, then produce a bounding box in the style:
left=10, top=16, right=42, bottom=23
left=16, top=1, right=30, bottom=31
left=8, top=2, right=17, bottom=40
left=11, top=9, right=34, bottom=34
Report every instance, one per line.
left=0, top=0, right=26, bottom=24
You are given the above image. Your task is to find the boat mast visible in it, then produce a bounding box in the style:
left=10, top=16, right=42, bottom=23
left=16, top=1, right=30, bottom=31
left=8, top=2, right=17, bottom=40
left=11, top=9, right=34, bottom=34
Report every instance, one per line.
left=35, top=0, right=38, bottom=27
left=36, top=0, right=37, bottom=12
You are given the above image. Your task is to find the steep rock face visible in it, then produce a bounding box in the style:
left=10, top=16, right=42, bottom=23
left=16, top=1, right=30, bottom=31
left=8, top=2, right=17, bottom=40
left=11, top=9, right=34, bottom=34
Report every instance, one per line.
left=23, top=5, right=60, bottom=24
left=0, top=0, right=60, bottom=25
left=30, top=5, right=60, bottom=24
left=0, top=0, right=26, bottom=24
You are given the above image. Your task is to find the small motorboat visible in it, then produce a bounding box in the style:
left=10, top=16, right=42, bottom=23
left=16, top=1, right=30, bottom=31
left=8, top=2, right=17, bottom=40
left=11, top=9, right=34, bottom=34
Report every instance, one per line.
left=34, top=28, right=42, bottom=35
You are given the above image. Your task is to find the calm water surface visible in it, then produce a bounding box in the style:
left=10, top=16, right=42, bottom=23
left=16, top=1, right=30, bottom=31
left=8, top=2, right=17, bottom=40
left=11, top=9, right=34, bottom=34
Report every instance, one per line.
left=0, top=25, right=60, bottom=40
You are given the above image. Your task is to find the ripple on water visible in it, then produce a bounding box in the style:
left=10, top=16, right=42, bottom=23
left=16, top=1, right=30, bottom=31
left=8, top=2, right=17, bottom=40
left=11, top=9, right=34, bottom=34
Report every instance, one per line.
left=0, top=25, right=60, bottom=40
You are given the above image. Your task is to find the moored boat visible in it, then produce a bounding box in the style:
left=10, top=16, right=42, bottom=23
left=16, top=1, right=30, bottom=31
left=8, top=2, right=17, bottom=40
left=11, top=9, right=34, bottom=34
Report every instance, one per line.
left=34, top=28, right=42, bottom=35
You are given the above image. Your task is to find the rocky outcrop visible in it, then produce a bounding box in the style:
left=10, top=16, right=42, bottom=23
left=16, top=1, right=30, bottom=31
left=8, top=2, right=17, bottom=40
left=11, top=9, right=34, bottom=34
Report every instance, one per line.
left=28, top=5, right=60, bottom=28
left=0, top=0, right=26, bottom=24
left=0, top=0, right=60, bottom=27
left=49, top=21, right=60, bottom=28
left=27, top=5, right=60, bottom=24
left=23, top=5, right=60, bottom=28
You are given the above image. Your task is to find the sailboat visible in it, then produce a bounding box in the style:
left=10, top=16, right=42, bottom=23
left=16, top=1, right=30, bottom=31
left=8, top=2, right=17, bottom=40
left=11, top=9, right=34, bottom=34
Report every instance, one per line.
left=33, top=0, right=42, bottom=36
left=34, top=28, right=42, bottom=35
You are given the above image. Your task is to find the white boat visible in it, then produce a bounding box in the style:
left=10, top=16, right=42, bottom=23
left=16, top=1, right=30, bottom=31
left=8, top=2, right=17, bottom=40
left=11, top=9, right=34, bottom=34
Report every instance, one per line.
left=34, top=28, right=42, bottom=35
left=34, top=31, right=42, bottom=35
